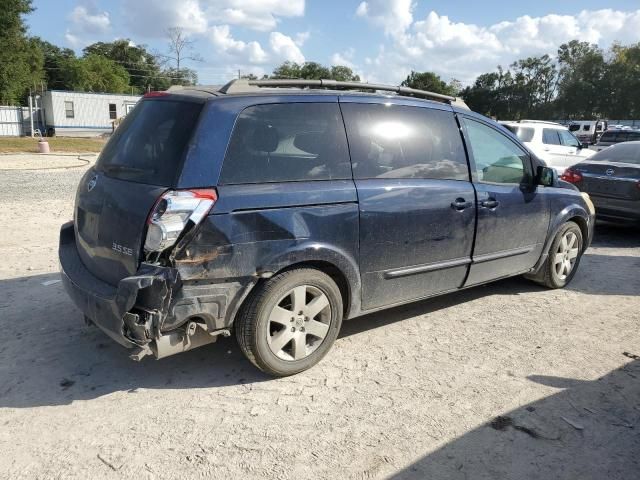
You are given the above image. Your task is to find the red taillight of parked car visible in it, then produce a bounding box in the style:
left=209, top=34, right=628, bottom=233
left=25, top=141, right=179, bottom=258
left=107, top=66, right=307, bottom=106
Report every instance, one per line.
left=560, top=168, right=583, bottom=184
left=144, top=189, right=217, bottom=253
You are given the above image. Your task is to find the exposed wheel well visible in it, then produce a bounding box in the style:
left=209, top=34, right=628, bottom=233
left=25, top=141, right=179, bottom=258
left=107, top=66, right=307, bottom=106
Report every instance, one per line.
left=567, top=216, right=588, bottom=249
left=278, top=261, right=351, bottom=317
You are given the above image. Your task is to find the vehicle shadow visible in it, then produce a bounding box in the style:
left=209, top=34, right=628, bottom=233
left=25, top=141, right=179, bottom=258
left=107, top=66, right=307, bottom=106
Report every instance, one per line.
left=390, top=358, right=640, bottom=480
left=0, top=272, right=270, bottom=409
left=0, top=223, right=635, bottom=409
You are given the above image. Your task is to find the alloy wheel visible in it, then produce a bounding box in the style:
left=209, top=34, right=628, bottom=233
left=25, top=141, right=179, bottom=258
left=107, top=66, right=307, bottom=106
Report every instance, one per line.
left=553, top=231, right=580, bottom=280
left=266, top=285, right=332, bottom=361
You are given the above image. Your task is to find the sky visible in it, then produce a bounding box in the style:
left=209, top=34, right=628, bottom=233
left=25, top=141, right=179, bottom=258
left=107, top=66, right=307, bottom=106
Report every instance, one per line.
left=27, top=0, right=640, bottom=86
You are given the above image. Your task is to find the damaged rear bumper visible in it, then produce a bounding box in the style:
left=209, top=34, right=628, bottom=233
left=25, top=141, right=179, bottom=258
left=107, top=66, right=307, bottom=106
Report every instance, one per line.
left=59, top=222, right=237, bottom=358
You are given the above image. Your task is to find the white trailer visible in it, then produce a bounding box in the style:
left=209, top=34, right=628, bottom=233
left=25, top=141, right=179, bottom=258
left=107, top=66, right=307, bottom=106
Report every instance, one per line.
left=42, top=90, right=142, bottom=137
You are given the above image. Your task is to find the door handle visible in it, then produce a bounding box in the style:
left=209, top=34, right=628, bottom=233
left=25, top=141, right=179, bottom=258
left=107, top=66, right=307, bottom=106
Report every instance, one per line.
left=480, top=198, right=500, bottom=209
left=451, top=198, right=473, bottom=211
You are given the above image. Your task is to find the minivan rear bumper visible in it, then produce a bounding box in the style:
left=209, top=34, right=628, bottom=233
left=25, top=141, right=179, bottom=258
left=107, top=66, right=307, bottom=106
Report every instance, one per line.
left=59, top=222, right=181, bottom=349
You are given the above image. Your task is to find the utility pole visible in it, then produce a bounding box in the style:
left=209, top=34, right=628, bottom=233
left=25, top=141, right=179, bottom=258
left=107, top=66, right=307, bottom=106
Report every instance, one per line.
left=238, top=70, right=241, bottom=79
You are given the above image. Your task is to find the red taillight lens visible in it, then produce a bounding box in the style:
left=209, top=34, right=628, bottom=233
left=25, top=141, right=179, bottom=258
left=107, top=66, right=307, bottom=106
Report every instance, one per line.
left=143, top=91, right=170, bottom=98
left=144, top=189, right=217, bottom=253
left=560, top=168, right=583, bottom=183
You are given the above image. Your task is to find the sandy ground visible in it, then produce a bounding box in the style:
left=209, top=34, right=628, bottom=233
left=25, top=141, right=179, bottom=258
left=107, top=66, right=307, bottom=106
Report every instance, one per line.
left=0, top=155, right=639, bottom=480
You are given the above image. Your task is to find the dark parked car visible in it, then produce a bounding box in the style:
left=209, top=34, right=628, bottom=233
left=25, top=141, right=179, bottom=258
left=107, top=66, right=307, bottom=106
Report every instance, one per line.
left=592, top=129, right=640, bottom=152
left=59, top=79, right=595, bottom=376
left=562, top=141, right=640, bottom=224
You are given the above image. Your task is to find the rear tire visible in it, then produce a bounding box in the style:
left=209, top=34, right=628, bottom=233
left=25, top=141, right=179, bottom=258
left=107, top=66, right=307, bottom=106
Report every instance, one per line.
left=526, top=221, right=584, bottom=289
left=235, top=268, right=343, bottom=377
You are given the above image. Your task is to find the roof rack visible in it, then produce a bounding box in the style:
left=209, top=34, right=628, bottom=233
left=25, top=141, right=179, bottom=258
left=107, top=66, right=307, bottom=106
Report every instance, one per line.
left=518, top=119, right=564, bottom=126
left=218, top=78, right=469, bottom=109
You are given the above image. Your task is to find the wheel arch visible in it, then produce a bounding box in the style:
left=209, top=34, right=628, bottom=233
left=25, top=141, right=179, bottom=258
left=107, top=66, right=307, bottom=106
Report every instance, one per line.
left=531, top=205, right=591, bottom=275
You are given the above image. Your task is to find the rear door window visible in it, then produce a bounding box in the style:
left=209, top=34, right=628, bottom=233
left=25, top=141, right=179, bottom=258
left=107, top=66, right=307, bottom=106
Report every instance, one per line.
left=97, top=99, right=203, bottom=186
left=341, top=103, right=469, bottom=181
left=220, top=103, right=351, bottom=184
left=542, top=129, right=561, bottom=145
left=504, top=125, right=534, bottom=142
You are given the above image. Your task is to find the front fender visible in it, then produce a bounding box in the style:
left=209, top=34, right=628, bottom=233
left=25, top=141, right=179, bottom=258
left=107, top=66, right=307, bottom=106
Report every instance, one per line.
left=532, top=202, right=593, bottom=274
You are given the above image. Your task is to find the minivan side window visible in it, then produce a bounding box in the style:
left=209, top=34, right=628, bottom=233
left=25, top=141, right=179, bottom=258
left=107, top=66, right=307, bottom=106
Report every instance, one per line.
left=542, top=129, right=561, bottom=145
left=341, top=103, right=468, bottom=181
left=462, top=118, right=528, bottom=184
left=220, top=103, right=351, bottom=184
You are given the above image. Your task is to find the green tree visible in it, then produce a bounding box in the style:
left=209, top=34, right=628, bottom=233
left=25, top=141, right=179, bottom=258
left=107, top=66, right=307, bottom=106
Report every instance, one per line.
left=601, top=43, right=640, bottom=118
left=32, top=37, right=76, bottom=90
left=272, top=61, right=302, bottom=78
left=401, top=71, right=457, bottom=96
left=330, top=65, right=360, bottom=81
left=0, top=0, right=44, bottom=104
left=556, top=41, right=606, bottom=119
left=271, top=62, right=359, bottom=81
left=84, top=39, right=170, bottom=92
left=68, top=54, right=131, bottom=93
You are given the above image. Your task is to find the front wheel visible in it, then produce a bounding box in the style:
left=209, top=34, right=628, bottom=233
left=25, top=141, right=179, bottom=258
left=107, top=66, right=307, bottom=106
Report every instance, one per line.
left=235, top=268, right=343, bottom=377
left=526, top=221, right=584, bottom=289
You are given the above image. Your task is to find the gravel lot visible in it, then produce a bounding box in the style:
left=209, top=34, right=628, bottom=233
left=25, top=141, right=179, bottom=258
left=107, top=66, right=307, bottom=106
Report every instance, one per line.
left=1, top=156, right=639, bottom=480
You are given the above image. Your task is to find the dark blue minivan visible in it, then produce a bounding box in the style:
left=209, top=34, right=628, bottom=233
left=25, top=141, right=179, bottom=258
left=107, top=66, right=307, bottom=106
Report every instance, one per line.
left=59, top=79, right=595, bottom=376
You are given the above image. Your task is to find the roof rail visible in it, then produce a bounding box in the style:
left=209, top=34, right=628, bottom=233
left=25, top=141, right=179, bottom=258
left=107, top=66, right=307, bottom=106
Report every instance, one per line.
left=518, top=119, right=564, bottom=126
left=218, top=78, right=469, bottom=109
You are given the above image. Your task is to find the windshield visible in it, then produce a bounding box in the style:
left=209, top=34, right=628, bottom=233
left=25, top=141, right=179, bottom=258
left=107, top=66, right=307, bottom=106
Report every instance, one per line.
left=503, top=125, right=534, bottom=142
left=568, top=124, right=580, bottom=132
left=97, top=99, right=203, bottom=186
left=591, top=144, right=640, bottom=164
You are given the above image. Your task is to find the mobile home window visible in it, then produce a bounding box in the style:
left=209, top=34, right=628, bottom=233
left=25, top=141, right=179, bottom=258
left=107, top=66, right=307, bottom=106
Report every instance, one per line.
left=64, top=101, right=74, bottom=119
left=109, top=103, right=117, bottom=120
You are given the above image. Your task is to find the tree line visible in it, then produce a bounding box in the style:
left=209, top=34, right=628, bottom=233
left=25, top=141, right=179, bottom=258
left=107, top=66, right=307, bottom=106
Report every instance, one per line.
left=2, top=1, right=639, bottom=120
left=460, top=40, right=640, bottom=120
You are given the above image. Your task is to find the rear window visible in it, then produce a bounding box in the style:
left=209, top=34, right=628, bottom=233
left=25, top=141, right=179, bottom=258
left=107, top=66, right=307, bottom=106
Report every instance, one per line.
left=97, top=100, right=203, bottom=186
left=341, top=103, right=468, bottom=181
left=591, top=144, right=640, bottom=164
left=220, top=103, right=351, bottom=184
left=599, top=132, right=617, bottom=142
left=504, top=125, right=534, bottom=143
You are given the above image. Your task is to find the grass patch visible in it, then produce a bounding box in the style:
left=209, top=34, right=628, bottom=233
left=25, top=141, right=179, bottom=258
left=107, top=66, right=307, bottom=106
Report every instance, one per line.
left=0, top=137, right=106, bottom=154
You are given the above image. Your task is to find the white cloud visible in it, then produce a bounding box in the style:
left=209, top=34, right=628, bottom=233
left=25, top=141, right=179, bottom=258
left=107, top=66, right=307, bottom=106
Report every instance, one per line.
left=270, top=32, right=305, bottom=63
left=68, top=5, right=111, bottom=34
left=331, top=48, right=356, bottom=69
left=209, top=25, right=268, bottom=64
left=295, top=31, right=310, bottom=47
left=64, top=3, right=111, bottom=48
left=124, top=0, right=304, bottom=37
left=355, top=0, right=413, bottom=38
left=125, top=0, right=208, bottom=37
left=356, top=7, right=640, bottom=84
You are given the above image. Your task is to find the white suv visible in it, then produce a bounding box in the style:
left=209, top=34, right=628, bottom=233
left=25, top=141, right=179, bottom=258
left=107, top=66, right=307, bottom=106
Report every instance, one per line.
left=501, top=120, right=595, bottom=174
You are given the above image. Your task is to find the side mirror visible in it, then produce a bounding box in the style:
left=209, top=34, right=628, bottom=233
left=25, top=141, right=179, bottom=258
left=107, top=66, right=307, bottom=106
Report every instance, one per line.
left=537, top=166, right=557, bottom=187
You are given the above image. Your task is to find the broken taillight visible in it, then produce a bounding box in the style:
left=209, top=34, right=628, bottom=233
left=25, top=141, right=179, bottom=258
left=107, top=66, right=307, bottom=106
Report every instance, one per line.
left=144, top=189, right=217, bottom=253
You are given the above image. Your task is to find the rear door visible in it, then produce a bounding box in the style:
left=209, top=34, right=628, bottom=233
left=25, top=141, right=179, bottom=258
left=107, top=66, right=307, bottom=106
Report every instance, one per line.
left=341, top=101, right=475, bottom=310
left=461, top=116, right=549, bottom=286
left=75, top=97, right=204, bottom=285
left=541, top=128, right=570, bottom=171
